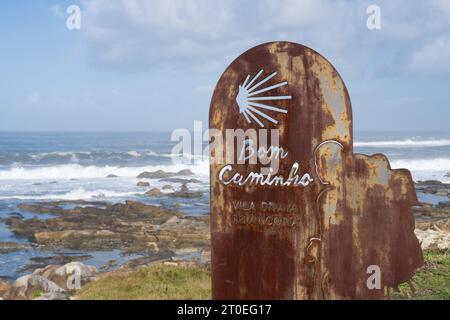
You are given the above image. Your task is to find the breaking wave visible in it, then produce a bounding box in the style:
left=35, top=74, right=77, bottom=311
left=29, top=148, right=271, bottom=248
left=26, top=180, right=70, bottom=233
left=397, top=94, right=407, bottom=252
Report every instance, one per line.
left=354, top=139, right=450, bottom=148
left=0, top=162, right=209, bottom=181
left=0, top=188, right=139, bottom=201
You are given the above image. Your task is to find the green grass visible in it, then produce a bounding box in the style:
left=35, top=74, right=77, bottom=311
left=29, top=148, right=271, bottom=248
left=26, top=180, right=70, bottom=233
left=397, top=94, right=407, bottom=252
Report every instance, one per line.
left=33, top=289, right=43, bottom=298
left=393, top=250, right=450, bottom=300
left=75, top=264, right=211, bottom=300
left=75, top=251, right=449, bottom=300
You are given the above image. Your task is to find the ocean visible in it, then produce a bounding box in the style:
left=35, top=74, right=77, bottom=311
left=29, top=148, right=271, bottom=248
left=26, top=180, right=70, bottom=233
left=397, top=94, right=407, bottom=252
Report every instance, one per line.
left=0, top=131, right=449, bottom=279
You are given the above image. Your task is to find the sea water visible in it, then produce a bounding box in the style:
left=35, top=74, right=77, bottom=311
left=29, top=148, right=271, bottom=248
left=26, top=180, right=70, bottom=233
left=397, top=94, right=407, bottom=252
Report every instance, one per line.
left=0, top=131, right=449, bottom=278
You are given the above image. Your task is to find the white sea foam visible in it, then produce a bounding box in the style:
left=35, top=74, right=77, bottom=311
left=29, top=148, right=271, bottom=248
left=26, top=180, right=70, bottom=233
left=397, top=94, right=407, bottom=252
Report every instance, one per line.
left=390, top=158, right=450, bottom=183
left=390, top=157, right=450, bottom=172
left=0, top=161, right=209, bottom=181
left=126, top=151, right=141, bottom=157
left=0, top=188, right=138, bottom=201
left=354, top=139, right=450, bottom=148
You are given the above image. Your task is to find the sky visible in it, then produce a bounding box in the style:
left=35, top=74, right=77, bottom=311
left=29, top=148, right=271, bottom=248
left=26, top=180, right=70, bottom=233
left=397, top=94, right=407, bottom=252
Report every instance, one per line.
left=0, top=0, right=449, bottom=132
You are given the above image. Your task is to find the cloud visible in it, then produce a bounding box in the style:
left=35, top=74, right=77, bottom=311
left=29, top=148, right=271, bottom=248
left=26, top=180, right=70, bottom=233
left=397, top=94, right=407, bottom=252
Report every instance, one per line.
left=76, top=0, right=450, bottom=77
left=407, top=35, right=450, bottom=76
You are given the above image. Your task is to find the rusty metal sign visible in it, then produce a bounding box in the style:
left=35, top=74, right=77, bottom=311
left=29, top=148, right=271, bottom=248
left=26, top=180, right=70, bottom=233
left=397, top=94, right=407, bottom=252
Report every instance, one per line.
left=209, top=41, right=423, bottom=299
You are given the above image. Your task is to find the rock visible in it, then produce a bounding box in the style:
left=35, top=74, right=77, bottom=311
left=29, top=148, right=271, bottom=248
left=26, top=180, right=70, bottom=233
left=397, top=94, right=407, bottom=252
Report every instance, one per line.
left=0, top=280, right=11, bottom=296
left=200, top=250, right=211, bottom=263
left=34, top=292, right=69, bottom=300
left=4, top=275, right=66, bottom=300
left=106, top=174, right=119, bottom=178
left=162, top=185, right=174, bottom=191
left=160, top=178, right=201, bottom=184
left=176, top=169, right=194, bottom=176
left=168, top=191, right=203, bottom=199
left=415, top=229, right=450, bottom=250
left=438, top=201, right=450, bottom=209
left=20, top=254, right=93, bottom=274
left=0, top=242, right=31, bottom=254
left=137, top=170, right=168, bottom=179
left=418, top=202, right=433, bottom=208
left=100, top=260, right=118, bottom=271
left=163, top=216, right=181, bottom=225
left=146, top=242, right=159, bottom=252
left=32, top=265, right=60, bottom=279
left=436, top=189, right=449, bottom=197
left=136, top=181, right=150, bottom=187
left=3, top=200, right=209, bottom=253
left=137, top=169, right=195, bottom=179
left=415, top=180, right=450, bottom=194
left=31, top=262, right=98, bottom=292
left=34, top=230, right=116, bottom=244
left=145, top=188, right=161, bottom=197
left=416, top=180, right=445, bottom=186
left=123, top=252, right=173, bottom=269
left=52, top=262, right=98, bottom=290
left=16, top=200, right=109, bottom=215
left=8, top=212, right=24, bottom=219
left=180, top=184, right=189, bottom=192
left=94, top=192, right=106, bottom=199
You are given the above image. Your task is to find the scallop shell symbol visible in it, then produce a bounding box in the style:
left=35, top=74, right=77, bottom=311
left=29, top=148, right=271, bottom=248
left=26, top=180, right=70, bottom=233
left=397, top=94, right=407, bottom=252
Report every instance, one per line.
left=236, top=69, right=292, bottom=127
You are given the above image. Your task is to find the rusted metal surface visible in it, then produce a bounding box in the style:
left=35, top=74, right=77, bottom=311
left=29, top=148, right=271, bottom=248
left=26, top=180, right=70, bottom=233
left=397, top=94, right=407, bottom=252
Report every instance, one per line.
left=209, top=41, right=423, bottom=300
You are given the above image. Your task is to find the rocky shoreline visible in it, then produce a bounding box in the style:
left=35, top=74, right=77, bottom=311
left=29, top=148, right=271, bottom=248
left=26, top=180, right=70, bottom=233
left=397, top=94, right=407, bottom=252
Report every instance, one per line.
left=0, top=177, right=449, bottom=300
left=0, top=196, right=211, bottom=300
left=413, top=180, right=450, bottom=250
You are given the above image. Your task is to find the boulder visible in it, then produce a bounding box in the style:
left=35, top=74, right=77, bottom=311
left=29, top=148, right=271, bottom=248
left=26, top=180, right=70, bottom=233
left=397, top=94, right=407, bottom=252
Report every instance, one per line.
left=159, top=178, right=201, bottom=184
left=176, top=169, right=194, bottom=176
left=0, top=280, right=11, bottom=296
left=136, top=181, right=150, bottom=187
left=137, top=170, right=167, bottom=179
left=415, top=229, right=450, bottom=250
left=167, top=185, right=203, bottom=198
left=145, top=188, right=162, bottom=197
left=137, top=169, right=195, bottom=179
left=146, top=242, right=159, bottom=252
left=162, top=185, right=174, bottom=191
left=163, top=216, right=181, bottom=225
left=106, top=174, right=119, bottom=178
left=0, top=241, right=31, bottom=254
left=51, top=262, right=98, bottom=290
left=31, top=262, right=98, bottom=292
left=23, top=254, right=93, bottom=273
left=416, top=180, right=445, bottom=186
left=3, top=274, right=66, bottom=300
left=32, top=265, right=60, bottom=279
left=34, top=292, right=69, bottom=300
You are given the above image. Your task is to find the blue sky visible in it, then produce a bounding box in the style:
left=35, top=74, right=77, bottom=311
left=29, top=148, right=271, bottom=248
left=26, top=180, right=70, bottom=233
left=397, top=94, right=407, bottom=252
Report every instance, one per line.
left=1, top=0, right=449, bottom=131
